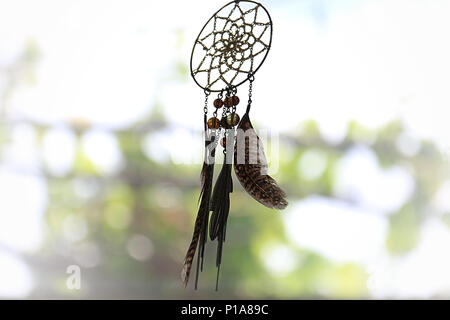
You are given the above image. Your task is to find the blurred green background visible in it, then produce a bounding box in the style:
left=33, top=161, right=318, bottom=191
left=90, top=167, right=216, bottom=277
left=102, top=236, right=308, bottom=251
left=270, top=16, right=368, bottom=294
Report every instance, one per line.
left=1, top=0, right=450, bottom=299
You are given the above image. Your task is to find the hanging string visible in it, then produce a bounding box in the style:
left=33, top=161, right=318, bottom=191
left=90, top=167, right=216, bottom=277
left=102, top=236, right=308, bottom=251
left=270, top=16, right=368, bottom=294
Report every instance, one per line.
left=203, top=89, right=210, bottom=131
left=246, top=73, right=255, bottom=114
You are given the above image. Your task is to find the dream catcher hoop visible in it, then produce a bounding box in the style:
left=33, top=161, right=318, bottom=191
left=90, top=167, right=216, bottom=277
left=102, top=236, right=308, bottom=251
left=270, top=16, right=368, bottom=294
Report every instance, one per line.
left=190, top=0, right=273, bottom=92
left=182, top=0, right=287, bottom=291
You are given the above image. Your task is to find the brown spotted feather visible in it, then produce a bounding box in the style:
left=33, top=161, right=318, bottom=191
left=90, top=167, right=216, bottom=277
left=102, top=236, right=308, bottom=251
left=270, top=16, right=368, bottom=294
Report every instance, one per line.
left=234, top=113, right=288, bottom=209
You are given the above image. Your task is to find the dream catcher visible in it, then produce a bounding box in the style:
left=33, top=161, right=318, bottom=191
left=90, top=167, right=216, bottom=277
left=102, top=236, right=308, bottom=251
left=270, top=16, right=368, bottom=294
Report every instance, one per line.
left=182, top=0, right=288, bottom=290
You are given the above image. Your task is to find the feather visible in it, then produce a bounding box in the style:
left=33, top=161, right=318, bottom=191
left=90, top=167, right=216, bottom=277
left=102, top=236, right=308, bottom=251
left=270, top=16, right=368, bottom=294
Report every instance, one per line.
left=209, top=128, right=234, bottom=291
left=181, top=130, right=218, bottom=288
left=234, top=112, right=288, bottom=209
left=209, top=159, right=233, bottom=241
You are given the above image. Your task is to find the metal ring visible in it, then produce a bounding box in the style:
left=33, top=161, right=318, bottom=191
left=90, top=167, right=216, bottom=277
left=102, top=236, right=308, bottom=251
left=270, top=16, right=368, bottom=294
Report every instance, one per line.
left=190, top=0, right=273, bottom=92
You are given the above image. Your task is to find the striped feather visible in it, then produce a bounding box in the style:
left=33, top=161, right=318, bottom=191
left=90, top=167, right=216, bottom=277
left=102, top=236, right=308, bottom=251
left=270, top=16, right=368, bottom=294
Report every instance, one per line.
left=181, top=132, right=217, bottom=288
left=234, top=113, right=288, bottom=209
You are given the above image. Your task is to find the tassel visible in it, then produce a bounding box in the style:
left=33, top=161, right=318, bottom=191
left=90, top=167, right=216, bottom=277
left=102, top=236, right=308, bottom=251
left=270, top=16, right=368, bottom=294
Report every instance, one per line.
left=234, top=112, right=288, bottom=209
left=181, top=122, right=218, bottom=288
left=209, top=128, right=235, bottom=291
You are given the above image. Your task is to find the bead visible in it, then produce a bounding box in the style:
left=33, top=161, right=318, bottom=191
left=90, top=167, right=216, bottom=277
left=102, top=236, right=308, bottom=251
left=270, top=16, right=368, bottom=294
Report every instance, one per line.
left=232, top=95, right=240, bottom=106
left=226, top=113, right=240, bottom=127
left=224, top=97, right=234, bottom=108
left=221, top=137, right=227, bottom=148
left=220, top=116, right=230, bottom=129
left=207, top=117, right=220, bottom=129
left=213, top=99, right=223, bottom=109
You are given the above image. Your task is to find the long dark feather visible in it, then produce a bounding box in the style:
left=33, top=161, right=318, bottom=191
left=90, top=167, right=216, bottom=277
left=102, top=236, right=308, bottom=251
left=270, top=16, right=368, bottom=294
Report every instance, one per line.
left=209, top=159, right=233, bottom=240
left=181, top=129, right=217, bottom=288
left=209, top=129, right=234, bottom=291
left=234, top=112, right=288, bottom=209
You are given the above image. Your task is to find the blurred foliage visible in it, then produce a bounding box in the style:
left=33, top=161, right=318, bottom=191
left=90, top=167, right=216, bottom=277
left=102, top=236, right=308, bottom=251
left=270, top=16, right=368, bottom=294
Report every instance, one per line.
left=0, top=39, right=449, bottom=299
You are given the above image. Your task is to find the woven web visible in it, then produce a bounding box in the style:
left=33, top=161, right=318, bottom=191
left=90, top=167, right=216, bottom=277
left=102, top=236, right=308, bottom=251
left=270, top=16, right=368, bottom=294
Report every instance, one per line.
left=191, top=1, right=272, bottom=92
